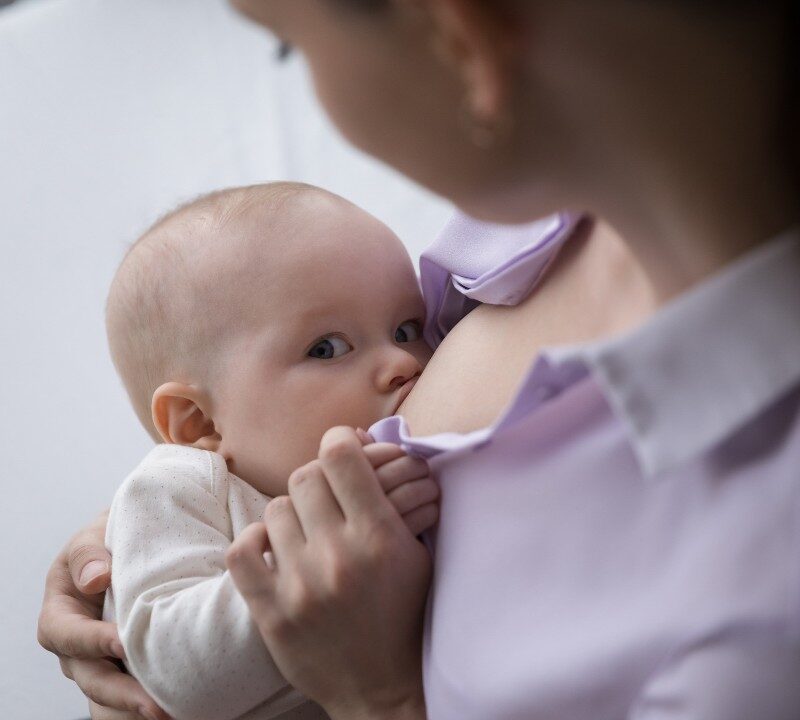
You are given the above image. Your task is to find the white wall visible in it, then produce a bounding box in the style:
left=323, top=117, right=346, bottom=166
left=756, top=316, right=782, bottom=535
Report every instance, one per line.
left=0, top=1, right=451, bottom=717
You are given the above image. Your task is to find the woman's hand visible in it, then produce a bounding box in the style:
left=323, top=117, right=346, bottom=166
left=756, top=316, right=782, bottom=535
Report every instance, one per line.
left=37, top=511, right=170, bottom=720
left=227, top=427, right=430, bottom=720
left=362, top=440, right=439, bottom=536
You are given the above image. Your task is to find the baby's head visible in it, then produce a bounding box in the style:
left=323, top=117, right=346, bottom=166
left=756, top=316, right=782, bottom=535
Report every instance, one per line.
left=107, top=182, right=430, bottom=495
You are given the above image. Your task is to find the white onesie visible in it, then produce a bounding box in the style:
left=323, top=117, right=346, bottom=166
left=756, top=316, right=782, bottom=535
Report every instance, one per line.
left=103, top=444, right=328, bottom=720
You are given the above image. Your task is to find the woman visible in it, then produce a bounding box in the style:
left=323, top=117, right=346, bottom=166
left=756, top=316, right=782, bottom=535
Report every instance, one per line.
left=39, top=1, right=799, bottom=719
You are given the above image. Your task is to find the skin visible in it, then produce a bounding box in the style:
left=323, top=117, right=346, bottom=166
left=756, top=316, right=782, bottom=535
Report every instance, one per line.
left=38, top=1, right=799, bottom=718
left=400, top=218, right=657, bottom=435
left=148, top=189, right=433, bottom=497
left=225, top=3, right=799, bottom=719
left=41, top=187, right=438, bottom=720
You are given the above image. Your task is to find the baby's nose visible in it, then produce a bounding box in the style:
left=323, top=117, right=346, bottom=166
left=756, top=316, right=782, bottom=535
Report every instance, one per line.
left=378, top=348, right=422, bottom=391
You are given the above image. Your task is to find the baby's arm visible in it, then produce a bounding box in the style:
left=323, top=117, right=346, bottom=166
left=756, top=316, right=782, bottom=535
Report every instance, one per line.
left=107, top=453, right=305, bottom=720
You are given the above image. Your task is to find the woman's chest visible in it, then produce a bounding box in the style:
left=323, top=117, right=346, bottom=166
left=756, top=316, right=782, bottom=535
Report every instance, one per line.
left=398, top=275, right=618, bottom=435
left=421, top=396, right=799, bottom=720
left=396, top=302, right=543, bottom=435
left=398, top=221, right=655, bottom=437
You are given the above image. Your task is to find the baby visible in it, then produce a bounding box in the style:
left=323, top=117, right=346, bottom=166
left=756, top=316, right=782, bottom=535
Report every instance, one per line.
left=103, top=182, right=436, bottom=720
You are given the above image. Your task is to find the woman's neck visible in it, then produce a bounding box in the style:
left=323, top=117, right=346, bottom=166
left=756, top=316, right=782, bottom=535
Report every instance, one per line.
left=595, top=148, right=799, bottom=303
left=515, top=0, right=800, bottom=304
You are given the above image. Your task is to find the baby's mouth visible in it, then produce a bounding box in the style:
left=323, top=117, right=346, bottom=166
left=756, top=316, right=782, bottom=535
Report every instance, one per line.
left=392, top=375, right=419, bottom=414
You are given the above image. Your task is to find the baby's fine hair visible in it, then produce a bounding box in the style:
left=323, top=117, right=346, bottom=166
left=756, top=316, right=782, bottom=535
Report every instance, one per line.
left=106, top=181, right=330, bottom=440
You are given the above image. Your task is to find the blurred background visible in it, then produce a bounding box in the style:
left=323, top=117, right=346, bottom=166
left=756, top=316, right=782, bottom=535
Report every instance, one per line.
left=0, top=1, right=452, bottom=717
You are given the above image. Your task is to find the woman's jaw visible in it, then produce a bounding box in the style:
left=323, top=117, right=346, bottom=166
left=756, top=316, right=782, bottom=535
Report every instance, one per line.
left=230, top=0, right=799, bottom=297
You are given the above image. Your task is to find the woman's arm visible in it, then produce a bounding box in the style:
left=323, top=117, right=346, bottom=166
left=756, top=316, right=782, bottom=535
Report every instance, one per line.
left=227, top=426, right=430, bottom=720
left=37, top=511, right=170, bottom=720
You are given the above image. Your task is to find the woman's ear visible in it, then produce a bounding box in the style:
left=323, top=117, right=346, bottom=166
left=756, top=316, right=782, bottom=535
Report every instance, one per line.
left=424, top=0, right=520, bottom=129
left=151, top=382, right=222, bottom=452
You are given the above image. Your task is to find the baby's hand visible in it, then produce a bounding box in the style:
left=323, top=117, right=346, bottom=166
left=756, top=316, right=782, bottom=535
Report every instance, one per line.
left=361, top=441, right=439, bottom=536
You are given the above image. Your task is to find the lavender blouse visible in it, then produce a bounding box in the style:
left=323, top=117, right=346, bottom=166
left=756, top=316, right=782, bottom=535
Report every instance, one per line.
left=371, top=217, right=800, bottom=720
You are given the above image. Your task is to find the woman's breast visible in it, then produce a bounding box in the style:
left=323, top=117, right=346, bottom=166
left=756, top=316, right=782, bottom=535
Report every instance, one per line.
left=396, top=222, right=655, bottom=437
left=397, top=301, right=543, bottom=436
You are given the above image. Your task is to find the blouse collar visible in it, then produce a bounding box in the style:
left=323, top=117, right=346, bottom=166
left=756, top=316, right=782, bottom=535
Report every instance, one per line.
left=545, top=226, right=800, bottom=477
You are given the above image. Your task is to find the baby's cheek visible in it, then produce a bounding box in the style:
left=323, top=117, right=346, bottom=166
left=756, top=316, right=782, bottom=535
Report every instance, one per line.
left=260, top=431, right=322, bottom=497
left=224, top=423, right=306, bottom=497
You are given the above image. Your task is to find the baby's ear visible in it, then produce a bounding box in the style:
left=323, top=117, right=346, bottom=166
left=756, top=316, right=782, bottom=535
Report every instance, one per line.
left=151, top=382, right=221, bottom=451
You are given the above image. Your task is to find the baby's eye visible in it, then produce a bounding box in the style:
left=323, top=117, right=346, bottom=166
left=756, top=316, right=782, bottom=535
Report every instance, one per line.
left=307, top=336, right=352, bottom=360
left=395, top=320, right=422, bottom=343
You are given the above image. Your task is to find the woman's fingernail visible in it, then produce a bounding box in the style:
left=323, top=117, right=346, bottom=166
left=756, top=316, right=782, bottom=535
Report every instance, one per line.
left=79, top=560, right=109, bottom=587
left=355, top=427, right=373, bottom=444
left=139, top=708, right=160, bottom=720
